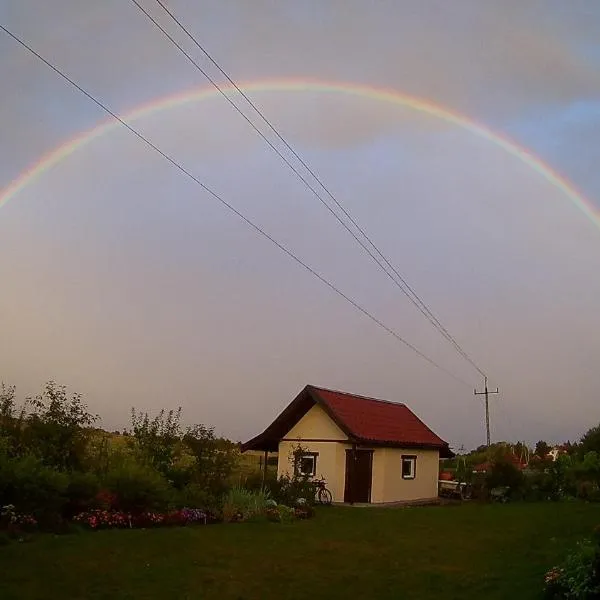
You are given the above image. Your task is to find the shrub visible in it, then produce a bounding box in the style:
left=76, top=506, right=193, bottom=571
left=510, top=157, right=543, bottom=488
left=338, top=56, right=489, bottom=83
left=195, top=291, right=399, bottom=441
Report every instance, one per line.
left=164, top=507, right=209, bottom=526
left=222, top=486, right=270, bottom=522
left=485, top=460, right=525, bottom=498
left=270, top=474, right=316, bottom=507
left=264, top=503, right=296, bottom=523
left=25, top=381, right=98, bottom=471
left=576, top=481, right=600, bottom=502
left=103, top=462, right=171, bottom=514
left=0, top=504, right=38, bottom=532
left=543, top=532, right=600, bottom=599
left=276, top=504, right=295, bottom=523
left=182, top=425, right=240, bottom=496
left=65, top=471, right=101, bottom=517
left=128, top=408, right=182, bottom=477
left=242, top=470, right=277, bottom=492
left=294, top=504, right=315, bottom=520
left=0, top=453, right=68, bottom=523
left=0, top=384, right=27, bottom=458
left=94, top=489, right=118, bottom=510
left=177, top=483, right=220, bottom=514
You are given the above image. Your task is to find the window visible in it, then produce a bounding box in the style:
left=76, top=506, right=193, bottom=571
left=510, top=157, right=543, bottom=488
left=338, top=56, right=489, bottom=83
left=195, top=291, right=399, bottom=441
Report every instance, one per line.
left=402, top=455, right=417, bottom=480
left=296, top=453, right=318, bottom=477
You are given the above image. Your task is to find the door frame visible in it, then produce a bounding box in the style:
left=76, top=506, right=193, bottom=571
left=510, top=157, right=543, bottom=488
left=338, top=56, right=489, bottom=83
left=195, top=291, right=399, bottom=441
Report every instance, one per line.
left=344, top=448, right=373, bottom=504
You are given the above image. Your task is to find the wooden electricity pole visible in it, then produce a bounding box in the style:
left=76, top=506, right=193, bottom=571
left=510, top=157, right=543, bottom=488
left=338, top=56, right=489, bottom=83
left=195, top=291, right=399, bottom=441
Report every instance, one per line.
left=474, top=377, right=499, bottom=447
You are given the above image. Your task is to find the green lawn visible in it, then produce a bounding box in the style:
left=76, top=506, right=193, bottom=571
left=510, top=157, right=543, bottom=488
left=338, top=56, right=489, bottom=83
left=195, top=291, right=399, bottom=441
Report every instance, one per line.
left=1, top=502, right=597, bottom=600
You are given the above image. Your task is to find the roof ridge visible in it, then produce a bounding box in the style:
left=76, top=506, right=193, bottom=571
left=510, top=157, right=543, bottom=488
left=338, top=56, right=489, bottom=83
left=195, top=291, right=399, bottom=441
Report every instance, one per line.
left=308, top=384, right=406, bottom=407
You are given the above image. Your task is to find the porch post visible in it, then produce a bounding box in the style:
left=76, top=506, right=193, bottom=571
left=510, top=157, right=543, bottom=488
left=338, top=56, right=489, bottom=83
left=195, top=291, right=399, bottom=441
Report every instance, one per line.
left=261, top=450, right=269, bottom=490
left=350, top=443, right=356, bottom=505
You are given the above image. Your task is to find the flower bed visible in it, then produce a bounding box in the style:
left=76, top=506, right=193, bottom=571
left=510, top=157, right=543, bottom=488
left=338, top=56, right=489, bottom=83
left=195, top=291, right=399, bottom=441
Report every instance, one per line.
left=1, top=504, right=38, bottom=532
left=543, top=526, right=600, bottom=598
left=73, top=509, right=131, bottom=529
left=265, top=499, right=315, bottom=523
left=73, top=507, right=215, bottom=530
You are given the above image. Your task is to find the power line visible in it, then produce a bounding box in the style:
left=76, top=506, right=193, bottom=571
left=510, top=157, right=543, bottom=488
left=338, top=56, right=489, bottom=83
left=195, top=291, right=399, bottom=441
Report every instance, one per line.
left=0, top=23, right=473, bottom=389
left=142, top=0, right=486, bottom=378
left=129, top=0, right=487, bottom=379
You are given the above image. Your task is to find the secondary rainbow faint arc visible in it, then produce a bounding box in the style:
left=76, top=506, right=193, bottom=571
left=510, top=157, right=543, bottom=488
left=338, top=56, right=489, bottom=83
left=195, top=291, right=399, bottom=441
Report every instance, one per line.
left=1, top=78, right=598, bottom=231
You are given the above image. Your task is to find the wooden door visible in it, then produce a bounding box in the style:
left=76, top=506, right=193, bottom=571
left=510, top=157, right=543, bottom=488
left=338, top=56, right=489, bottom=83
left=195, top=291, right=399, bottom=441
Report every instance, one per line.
left=344, top=449, right=373, bottom=503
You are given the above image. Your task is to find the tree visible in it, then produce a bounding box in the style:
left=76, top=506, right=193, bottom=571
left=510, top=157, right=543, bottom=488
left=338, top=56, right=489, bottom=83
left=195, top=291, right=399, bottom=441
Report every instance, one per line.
left=182, top=425, right=239, bottom=494
left=535, top=440, right=551, bottom=458
left=580, top=425, right=600, bottom=456
left=26, top=381, right=98, bottom=471
left=578, top=451, right=600, bottom=484
left=486, top=458, right=524, bottom=492
left=0, top=382, right=27, bottom=457
left=514, top=441, right=531, bottom=463
left=129, top=407, right=182, bottom=476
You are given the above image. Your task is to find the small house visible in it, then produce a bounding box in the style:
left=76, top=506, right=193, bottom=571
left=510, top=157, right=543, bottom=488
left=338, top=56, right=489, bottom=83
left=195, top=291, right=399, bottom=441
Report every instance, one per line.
left=242, top=385, right=452, bottom=504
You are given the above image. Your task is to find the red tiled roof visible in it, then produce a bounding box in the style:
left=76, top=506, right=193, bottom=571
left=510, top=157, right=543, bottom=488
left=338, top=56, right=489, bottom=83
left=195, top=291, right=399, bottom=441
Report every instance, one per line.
left=473, top=455, right=528, bottom=472
left=312, top=387, right=447, bottom=447
left=241, top=384, right=450, bottom=454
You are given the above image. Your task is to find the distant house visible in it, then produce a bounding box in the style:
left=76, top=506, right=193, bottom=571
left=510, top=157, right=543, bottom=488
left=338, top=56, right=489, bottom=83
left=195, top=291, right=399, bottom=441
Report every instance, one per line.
left=548, top=445, right=569, bottom=461
left=473, top=454, right=528, bottom=473
left=242, top=385, right=452, bottom=504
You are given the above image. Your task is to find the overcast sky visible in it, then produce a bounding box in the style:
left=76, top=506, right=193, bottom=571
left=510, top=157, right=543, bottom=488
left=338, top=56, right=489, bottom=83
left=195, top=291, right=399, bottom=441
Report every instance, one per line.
left=1, top=0, right=599, bottom=450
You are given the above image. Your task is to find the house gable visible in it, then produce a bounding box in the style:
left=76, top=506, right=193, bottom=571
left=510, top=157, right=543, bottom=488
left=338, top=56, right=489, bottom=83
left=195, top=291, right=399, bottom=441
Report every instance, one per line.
left=284, top=404, right=348, bottom=441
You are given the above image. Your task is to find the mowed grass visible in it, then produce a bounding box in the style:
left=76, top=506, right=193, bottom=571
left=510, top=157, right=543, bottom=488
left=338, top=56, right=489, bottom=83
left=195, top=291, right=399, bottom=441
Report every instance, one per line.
left=1, top=502, right=598, bottom=600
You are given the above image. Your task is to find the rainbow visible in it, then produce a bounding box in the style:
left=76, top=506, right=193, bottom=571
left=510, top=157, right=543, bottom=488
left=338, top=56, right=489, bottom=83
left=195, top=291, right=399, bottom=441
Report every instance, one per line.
left=1, top=78, right=599, bottom=231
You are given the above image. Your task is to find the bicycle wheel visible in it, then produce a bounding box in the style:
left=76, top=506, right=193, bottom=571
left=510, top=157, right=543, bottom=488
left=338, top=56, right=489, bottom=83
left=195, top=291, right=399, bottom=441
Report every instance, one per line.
left=317, top=487, right=333, bottom=505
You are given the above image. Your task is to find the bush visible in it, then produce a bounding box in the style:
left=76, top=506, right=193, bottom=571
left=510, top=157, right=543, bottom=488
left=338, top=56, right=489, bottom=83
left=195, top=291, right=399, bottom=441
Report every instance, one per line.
left=103, top=462, right=171, bottom=514
left=0, top=504, right=38, bottom=532
left=222, top=486, right=270, bottom=522
left=265, top=504, right=296, bottom=523
left=166, top=507, right=209, bottom=525
left=65, top=471, right=101, bottom=517
left=25, top=381, right=98, bottom=471
left=182, top=425, right=240, bottom=496
left=177, top=483, right=221, bottom=515
left=242, top=470, right=277, bottom=492
left=0, top=453, right=68, bottom=523
left=128, top=408, right=182, bottom=477
left=294, top=503, right=315, bottom=520
left=269, top=474, right=315, bottom=507
left=485, top=460, right=525, bottom=498
left=543, top=530, right=600, bottom=599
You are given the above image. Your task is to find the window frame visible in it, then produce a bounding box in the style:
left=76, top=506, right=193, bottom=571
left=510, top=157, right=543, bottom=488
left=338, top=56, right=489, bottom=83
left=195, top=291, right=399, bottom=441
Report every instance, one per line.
left=296, top=452, right=318, bottom=478
left=401, top=454, right=417, bottom=480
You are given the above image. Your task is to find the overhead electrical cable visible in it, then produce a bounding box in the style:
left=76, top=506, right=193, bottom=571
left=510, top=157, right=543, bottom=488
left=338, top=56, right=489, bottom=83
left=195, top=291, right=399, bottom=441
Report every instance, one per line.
left=130, top=0, right=487, bottom=379
left=1, top=23, right=474, bottom=388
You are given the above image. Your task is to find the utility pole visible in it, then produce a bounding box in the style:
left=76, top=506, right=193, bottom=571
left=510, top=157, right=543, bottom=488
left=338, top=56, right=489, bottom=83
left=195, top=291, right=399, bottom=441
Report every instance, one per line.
left=474, top=377, right=499, bottom=447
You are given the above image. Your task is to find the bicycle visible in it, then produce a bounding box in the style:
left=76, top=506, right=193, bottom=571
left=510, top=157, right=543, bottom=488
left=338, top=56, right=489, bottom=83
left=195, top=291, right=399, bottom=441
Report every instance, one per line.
left=313, top=478, right=333, bottom=505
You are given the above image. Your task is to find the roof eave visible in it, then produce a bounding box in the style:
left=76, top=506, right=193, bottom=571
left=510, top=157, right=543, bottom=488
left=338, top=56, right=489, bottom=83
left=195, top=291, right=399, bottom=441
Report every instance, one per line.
left=241, top=385, right=316, bottom=453
left=240, top=435, right=279, bottom=453
left=353, top=438, right=454, bottom=457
